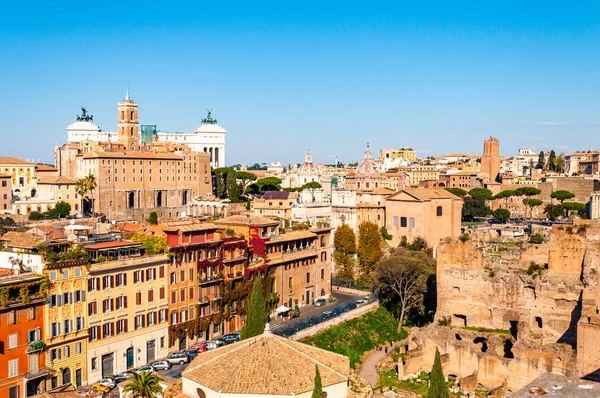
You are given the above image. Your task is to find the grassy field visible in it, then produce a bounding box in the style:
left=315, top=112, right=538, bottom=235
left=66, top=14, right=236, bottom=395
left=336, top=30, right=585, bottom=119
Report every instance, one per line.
left=460, top=326, right=512, bottom=335
left=302, top=306, right=407, bottom=368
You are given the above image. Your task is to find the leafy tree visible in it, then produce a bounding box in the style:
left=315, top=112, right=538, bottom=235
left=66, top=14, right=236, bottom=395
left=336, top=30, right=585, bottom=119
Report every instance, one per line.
left=493, top=190, right=515, bottom=208
left=554, top=154, right=566, bottom=173
left=523, top=198, right=543, bottom=219
left=148, top=211, right=158, bottom=225
left=28, top=211, right=43, bottom=221
left=408, top=237, right=427, bottom=251
left=562, top=202, right=586, bottom=218
left=544, top=204, right=564, bottom=221
left=226, top=168, right=243, bottom=202
left=374, top=248, right=434, bottom=332
left=312, top=365, right=323, bottom=398
left=462, top=196, right=491, bottom=218
left=240, top=278, right=267, bottom=340
left=492, top=208, right=510, bottom=223
left=515, top=187, right=541, bottom=218
left=334, top=224, right=357, bottom=280
left=130, top=233, right=167, bottom=254
left=535, top=151, right=546, bottom=170
left=445, top=188, right=467, bottom=197
left=235, top=171, right=257, bottom=192
left=380, top=227, right=392, bottom=240
left=76, top=174, right=97, bottom=214
left=260, top=184, right=280, bottom=193
left=550, top=190, right=575, bottom=203
left=548, top=150, right=557, bottom=171
left=427, top=348, right=450, bottom=398
left=122, top=371, right=163, bottom=398
left=357, top=222, right=382, bottom=277
left=53, top=201, right=72, bottom=217
left=468, top=188, right=493, bottom=200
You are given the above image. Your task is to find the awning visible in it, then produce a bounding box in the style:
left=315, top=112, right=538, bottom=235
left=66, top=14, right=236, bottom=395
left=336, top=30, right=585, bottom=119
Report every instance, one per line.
left=276, top=305, right=290, bottom=314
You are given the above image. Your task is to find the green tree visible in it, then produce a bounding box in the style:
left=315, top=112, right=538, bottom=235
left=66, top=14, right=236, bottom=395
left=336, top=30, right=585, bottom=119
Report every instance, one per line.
left=213, top=168, right=228, bottom=198
left=554, top=154, right=566, bottom=173
left=550, top=190, right=575, bottom=204
left=240, top=278, right=267, bottom=340
left=122, top=371, right=163, bottom=398
left=148, top=211, right=158, bottom=225
left=536, top=151, right=546, bottom=170
left=226, top=168, right=243, bottom=202
left=444, top=187, right=467, bottom=197
left=562, top=202, right=586, bottom=218
left=428, top=348, right=450, bottom=398
left=312, top=365, right=323, bottom=398
left=492, top=208, right=510, bottom=223
left=334, top=224, right=357, bottom=280
left=28, top=211, right=43, bottom=221
left=523, top=198, right=543, bottom=219
left=515, top=187, right=541, bottom=218
left=468, top=188, right=493, bottom=200
left=462, top=196, right=491, bottom=218
left=357, top=222, right=382, bottom=277
left=493, top=190, right=515, bottom=209
left=76, top=173, right=97, bottom=214
left=548, top=150, right=557, bottom=171
left=53, top=201, right=72, bottom=217
left=374, top=249, right=433, bottom=332
left=235, top=171, right=257, bottom=193
left=130, top=233, right=167, bottom=254
left=544, top=204, right=564, bottom=221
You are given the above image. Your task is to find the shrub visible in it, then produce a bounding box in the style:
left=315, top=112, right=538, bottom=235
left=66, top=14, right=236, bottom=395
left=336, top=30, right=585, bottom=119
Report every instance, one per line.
left=408, top=237, right=427, bottom=251
left=437, top=316, right=452, bottom=327
left=527, top=261, right=545, bottom=278
left=225, top=228, right=236, bottom=237
left=529, top=233, right=544, bottom=244
left=148, top=211, right=158, bottom=225
left=492, top=208, right=510, bottom=223
left=380, top=227, right=393, bottom=240
left=459, top=233, right=470, bottom=243
left=400, top=235, right=408, bottom=248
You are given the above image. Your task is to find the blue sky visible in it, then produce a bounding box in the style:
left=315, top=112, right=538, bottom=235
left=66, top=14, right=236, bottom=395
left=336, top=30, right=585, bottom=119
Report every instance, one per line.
left=1, top=1, right=599, bottom=166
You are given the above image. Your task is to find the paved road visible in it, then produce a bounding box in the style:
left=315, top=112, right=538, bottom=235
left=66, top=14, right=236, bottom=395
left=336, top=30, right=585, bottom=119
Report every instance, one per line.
left=359, top=349, right=387, bottom=387
left=270, top=291, right=367, bottom=333
left=157, top=361, right=189, bottom=378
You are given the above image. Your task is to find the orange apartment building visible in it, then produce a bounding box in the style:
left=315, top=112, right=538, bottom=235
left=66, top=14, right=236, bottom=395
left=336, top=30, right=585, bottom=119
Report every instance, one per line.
left=1, top=174, right=12, bottom=213
left=0, top=273, right=48, bottom=398
left=163, top=219, right=250, bottom=350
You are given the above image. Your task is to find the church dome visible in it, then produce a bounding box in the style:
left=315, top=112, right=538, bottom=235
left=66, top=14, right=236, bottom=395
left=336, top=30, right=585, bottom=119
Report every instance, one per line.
left=298, top=151, right=319, bottom=176
left=356, top=144, right=377, bottom=175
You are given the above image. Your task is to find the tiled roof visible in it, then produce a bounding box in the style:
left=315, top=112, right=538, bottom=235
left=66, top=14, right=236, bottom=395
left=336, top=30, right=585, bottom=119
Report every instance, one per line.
left=162, top=219, right=219, bottom=233
left=268, top=230, right=316, bottom=243
left=37, top=176, right=77, bottom=185
left=387, top=188, right=459, bottom=202
left=119, top=222, right=143, bottom=233
left=0, top=157, right=34, bottom=165
left=357, top=187, right=396, bottom=195
left=85, top=240, right=140, bottom=250
left=35, top=163, right=58, bottom=171
left=28, top=224, right=66, bottom=240
left=215, top=215, right=279, bottom=227
left=183, top=327, right=349, bottom=395
left=0, top=231, right=45, bottom=249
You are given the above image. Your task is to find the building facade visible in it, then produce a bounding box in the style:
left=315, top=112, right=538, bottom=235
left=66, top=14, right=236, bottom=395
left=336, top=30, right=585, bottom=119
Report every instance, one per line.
left=1, top=174, right=12, bottom=213
left=86, top=255, right=170, bottom=381
left=0, top=273, right=47, bottom=398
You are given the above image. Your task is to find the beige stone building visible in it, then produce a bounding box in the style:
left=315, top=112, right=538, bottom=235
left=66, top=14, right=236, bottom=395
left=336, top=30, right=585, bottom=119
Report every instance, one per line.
left=405, top=166, right=440, bottom=187
left=331, top=188, right=393, bottom=233
left=36, top=176, right=80, bottom=214
left=385, top=188, right=462, bottom=249
left=43, top=259, right=89, bottom=390
left=86, top=255, right=170, bottom=381
left=0, top=174, right=12, bottom=213
left=251, top=191, right=299, bottom=220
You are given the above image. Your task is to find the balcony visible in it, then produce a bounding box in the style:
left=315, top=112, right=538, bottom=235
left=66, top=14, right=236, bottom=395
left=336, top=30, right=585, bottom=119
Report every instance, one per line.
left=23, top=367, right=50, bottom=380
left=225, top=270, right=244, bottom=280
left=198, top=274, right=223, bottom=285
left=223, top=254, right=248, bottom=263
left=26, top=340, right=45, bottom=353
left=282, top=246, right=317, bottom=261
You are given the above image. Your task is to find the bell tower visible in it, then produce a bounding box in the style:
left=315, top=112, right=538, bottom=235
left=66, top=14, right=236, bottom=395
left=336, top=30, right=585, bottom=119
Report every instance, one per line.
left=117, top=91, right=139, bottom=149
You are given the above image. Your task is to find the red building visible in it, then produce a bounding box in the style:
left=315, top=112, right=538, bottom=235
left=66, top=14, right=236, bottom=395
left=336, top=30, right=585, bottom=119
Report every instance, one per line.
left=0, top=272, right=48, bottom=398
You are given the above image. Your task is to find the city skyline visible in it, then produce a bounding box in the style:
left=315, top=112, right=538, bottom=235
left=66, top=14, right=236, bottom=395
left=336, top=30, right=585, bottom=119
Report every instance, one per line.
left=2, top=1, right=600, bottom=164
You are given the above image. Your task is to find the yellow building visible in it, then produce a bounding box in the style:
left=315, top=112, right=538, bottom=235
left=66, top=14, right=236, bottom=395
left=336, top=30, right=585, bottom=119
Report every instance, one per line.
left=43, top=258, right=89, bottom=390
left=35, top=176, right=80, bottom=214
left=250, top=191, right=299, bottom=221
left=86, top=254, right=170, bottom=381
left=380, top=147, right=417, bottom=162
left=406, top=166, right=440, bottom=187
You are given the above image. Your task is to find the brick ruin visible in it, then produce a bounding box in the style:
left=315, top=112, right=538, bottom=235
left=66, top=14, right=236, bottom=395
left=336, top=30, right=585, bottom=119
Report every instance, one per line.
left=399, top=220, right=600, bottom=393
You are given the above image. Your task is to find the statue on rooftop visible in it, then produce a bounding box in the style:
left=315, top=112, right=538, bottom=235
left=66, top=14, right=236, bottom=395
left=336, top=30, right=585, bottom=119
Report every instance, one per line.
left=201, top=109, right=217, bottom=124
left=76, top=107, right=93, bottom=122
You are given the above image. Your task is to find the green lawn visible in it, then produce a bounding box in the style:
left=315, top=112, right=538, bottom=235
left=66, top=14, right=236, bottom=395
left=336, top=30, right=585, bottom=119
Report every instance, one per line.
left=302, top=306, right=407, bottom=368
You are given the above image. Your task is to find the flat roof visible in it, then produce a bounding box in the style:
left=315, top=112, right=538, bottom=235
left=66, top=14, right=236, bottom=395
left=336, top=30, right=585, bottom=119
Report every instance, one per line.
left=85, top=240, right=140, bottom=250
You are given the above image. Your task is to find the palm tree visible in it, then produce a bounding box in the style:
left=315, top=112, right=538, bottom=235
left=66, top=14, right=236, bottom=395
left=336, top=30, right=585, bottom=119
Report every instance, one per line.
left=76, top=174, right=97, bottom=216
left=122, top=371, right=163, bottom=398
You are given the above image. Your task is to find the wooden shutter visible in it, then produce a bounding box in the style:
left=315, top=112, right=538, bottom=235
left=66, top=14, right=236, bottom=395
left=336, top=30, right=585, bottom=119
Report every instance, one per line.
left=102, top=299, right=107, bottom=313
left=123, top=273, right=127, bottom=286
left=88, top=302, right=93, bottom=316
left=88, top=279, right=93, bottom=291
left=159, top=266, right=164, bottom=278
left=124, top=296, right=128, bottom=308
left=160, top=287, right=165, bottom=300
left=148, top=289, right=154, bottom=302
left=110, top=275, right=115, bottom=288
left=145, top=269, right=150, bottom=281
left=124, top=319, right=128, bottom=333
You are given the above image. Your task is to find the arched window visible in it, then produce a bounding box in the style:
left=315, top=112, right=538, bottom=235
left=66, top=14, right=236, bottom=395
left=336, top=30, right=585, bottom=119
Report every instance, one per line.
left=130, top=110, right=134, bottom=119
left=121, top=111, right=124, bottom=120
left=436, top=206, right=443, bottom=216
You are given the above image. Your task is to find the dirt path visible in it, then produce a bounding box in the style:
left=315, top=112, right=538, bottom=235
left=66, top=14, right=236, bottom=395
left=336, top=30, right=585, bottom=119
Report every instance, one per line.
left=359, top=349, right=387, bottom=388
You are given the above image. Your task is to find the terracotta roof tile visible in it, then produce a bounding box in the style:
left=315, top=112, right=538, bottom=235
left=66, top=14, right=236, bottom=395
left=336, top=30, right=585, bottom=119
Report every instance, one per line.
left=215, top=215, right=279, bottom=227
left=37, top=176, right=77, bottom=185
left=0, top=157, right=34, bottom=165
left=0, top=231, right=45, bottom=249
left=162, top=219, right=219, bottom=233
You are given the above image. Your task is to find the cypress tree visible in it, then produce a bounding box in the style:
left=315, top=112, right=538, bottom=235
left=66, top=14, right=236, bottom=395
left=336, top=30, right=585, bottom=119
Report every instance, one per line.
left=548, top=150, right=557, bottom=171
left=240, top=278, right=267, bottom=340
left=428, top=348, right=449, bottom=398
left=357, top=222, right=382, bottom=277
left=312, top=365, right=323, bottom=398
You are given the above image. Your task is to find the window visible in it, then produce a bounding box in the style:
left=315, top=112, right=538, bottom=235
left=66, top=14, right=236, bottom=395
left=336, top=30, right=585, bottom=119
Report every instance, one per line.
left=146, top=268, right=156, bottom=281
left=88, top=277, right=99, bottom=291
left=180, top=309, right=187, bottom=322
left=321, top=269, right=325, bottom=279
left=189, top=268, right=194, bottom=281
left=62, top=367, right=71, bottom=385
left=180, top=289, right=185, bottom=302
left=64, top=345, right=70, bottom=358
left=117, top=295, right=127, bottom=309
left=89, top=326, right=99, bottom=342
left=76, top=342, right=82, bottom=354
left=306, top=273, right=310, bottom=283
left=136, top=291, right=142, bottom=306
left=75, top=268, right=81, bottom=277
left=116, top=273, right=127, bottom=287
left=88, top=301, right=98, bottom=316
left=7, top=309, right=17, bottom=324
left=62, top=269, right=69, bottom=279
left=103, top=298, right=114, bottom=313
left=288, top=277, right=293, bottom=288
left=116, top=319, right=127, bottom=334
left=50, top=348, right=61, bottom=361
left=409, top=217, right=415, bottom=228
left=8, top=333, right=18, bottom=349
left=148, top=289, right=154, bottom=302
left=8, top=359, right=18, bottom=377
left=135, top=315, right=144, bottom=329
left=103, top=275, right=114, bottom=289
left=159, top=287, right=165, bottom=300
left=64, top=319, right=72, bottom=334
left=50, top=271, right=57, bottom=281
left=27, top=329, right=38, bottom=343
left=400, top=217, right=407, bottom=228
left=160, top=337, right=165, bottom=348
left=170, top=311, right=178, bottom=325
left=436, top=206, right=443, bottom=216
left=180, top=270, right=185, bottom=282
left=76, top=316, right=85, bottom=331
left=393, top=216, right=399, bottom=227
left=159, top=266, right=165, bottom=278
left=133, top=270, right=144, bottom=284
left=103, top=322, right=113, bottom=337
left=171, top=290, right=176, bottom=304
left=147, top=312, right=155, bottom=326
left=189, top=286, right=194, bottom=300
left=51, top=322, right=60, bottom=337
left=170, top=272, right=176, bottom=284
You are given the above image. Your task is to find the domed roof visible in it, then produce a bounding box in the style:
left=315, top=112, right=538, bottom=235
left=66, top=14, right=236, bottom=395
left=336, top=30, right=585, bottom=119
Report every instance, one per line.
left=194, top=123, right=227, bottom=134
left=356, top=144, right=377, bottom=175
left=66, top=121, right=101, bottom=132
left=298, top=151, right=319, bottom=176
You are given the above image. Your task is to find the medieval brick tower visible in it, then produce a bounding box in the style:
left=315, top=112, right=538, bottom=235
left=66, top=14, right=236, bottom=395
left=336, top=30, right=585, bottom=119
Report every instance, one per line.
left=117, top=91, right=139, bottom=149
left=481, top=136, right=501, bottom=182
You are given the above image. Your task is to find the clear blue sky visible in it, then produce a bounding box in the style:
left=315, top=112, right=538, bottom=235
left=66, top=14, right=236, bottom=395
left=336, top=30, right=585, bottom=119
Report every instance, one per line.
left=1, top=1, right=599, bottom=166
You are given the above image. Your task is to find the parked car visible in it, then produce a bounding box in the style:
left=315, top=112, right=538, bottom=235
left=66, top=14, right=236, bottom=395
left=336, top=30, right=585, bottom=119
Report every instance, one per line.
left=314, top=298, right=327, bottom=307
left=355, top=298, right=368, bottom=308
left=222, top=333, right=240, bottom=344
left=92, top=384, right=111, bottom=393
left=97, top=378, right=116, bottom=389
left=184, top=349, right=199, bottom=359
left=321, top=310, right=333, bottom=322
left=114, top=372, right=135, bottom=383
left=151, top=360, right=172, bottom=370
left=190, top=344, right=208, bottom=353
left=137, top=365, right=155, bottom=373
left=166, top=353, right=189, bottom=365
left=332, top=306, right=342, bottom=317
left=213, top=339, right=226, bottom=347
